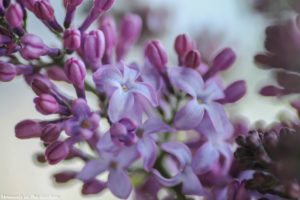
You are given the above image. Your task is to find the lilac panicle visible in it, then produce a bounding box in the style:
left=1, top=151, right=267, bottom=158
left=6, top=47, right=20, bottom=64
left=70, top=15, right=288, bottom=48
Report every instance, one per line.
left=79, top=0, right=115, bottom=32
left=80, top=30, right=105, bottom=72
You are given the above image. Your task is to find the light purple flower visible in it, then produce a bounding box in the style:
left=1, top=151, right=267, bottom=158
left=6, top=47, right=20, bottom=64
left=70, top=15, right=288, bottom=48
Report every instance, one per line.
left=93, top=64, right=158, bottom=122
left=169, top=66, right=225, bottom=130
left=152, top=142, right=205, bottom=196
left=76, top=145, right=139, bottom=199
left=65, top=99, right=100, bottom=140
left=192, top=111, right=233, bottom=175
left=110, top=118, right=173, bottom=171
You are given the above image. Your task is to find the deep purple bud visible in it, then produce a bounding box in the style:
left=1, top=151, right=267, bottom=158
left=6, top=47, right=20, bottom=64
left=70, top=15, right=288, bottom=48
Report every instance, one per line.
left=47, top=66, right=69, bottom=82
left=63, top=0, right=82, bottom=7
left=45, top=141, right=69, bottom=165
left=41, top=124, right=61, bottom=143
left=116, top=13, right=142, bottom=61
left=15, top=119, right=41, bottom=139
left=23, top=0, right=36, bottom=12
left=174, top=34, right=194, bottom=57
left=64, top=57, right=86, bottom=87
left=94, top=0, right=115, bottom=12
left=81, top=30, right=105, bottom=71
left=82, top=179, right=106, bottom=195
left=221, top=80, right=246, bottom=104
left=99, top=15, right=117, bottom=63
left=5, top=3, right=23, bottom=28
left=20, top=34, right=46, bottom=60
left=204, top=48, right=236, bottom=80
left=145, top=40, right=168, bottom=69
left=31, top=76, right=51, bottom=95
left=33, top=0, right=54, bottom=21
left=63, top=29, right=81, bottom=50
left=0, top=61, right=16, bottom=82
left=184, top=50, right=201, bottom=69
left=34, top=93, right=59, bottom=115
left=119, top=13, right=142, bottom=44
left=54, top=171, right=76, bottom=183
left=260, top=85, right=284, bottom=97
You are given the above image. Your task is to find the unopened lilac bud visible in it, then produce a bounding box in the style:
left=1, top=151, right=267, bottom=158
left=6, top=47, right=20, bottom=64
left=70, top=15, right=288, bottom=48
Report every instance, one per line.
left=54, top=171, right=76, bottom=183
left=220, top=80, right=246, bottom=104
left=94, top=0, right=114, bottom=11
left=21, top=34, right=46, bottom=60
left=81, top=30, right=105, bottom=71
left=204, top=48, right=236, bottom=80
left=23, top=0, right=36, bottom=12
left=79, top=0, right=115, bottom=32
left=174, top=34, right=194, bottom=58
left=41, top=123, right=61, bottom=143
left=64, top=57, right=86, bottom=87
left=63, top=29, right=81, bottom=50
left=99, top=15, right=117, bottom=64
left=82, top=179, right=107, bottom=195
left=34, top=93, right=59, bottom=115
left=5, top=3, right=23, bottom=28
left=31, top=76, right=51, bottom=95
left=15, top=119, right=41, bottom=139
left=33, top=0, right=54, bottom=21
left=47, top=66, right=69, bottom=82
left=184, top=50, right=201, bottom=69
left=260, top=85, right=284, bottom=97
left=63, top=0, right=82, bottom=7
left=145, top=40, right=168, bottom=69
left=45, top=141, right=69, bottom=164
left=116, top=13, right=142, bottom=61
left=0, top=61, right=16, bottom=82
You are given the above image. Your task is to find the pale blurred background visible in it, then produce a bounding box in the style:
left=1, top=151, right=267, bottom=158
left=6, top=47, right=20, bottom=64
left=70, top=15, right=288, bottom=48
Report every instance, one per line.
left=0, top=0, right=296, bottom=199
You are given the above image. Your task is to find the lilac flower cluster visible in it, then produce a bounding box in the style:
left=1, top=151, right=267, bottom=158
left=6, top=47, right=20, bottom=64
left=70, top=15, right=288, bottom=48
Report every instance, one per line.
left=0, top=0, right=257, bottom=199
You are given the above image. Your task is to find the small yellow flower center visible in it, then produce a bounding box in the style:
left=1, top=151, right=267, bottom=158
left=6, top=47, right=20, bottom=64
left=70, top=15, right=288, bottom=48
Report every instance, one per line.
left=122, top=85, right=128, bottom=92
left=197, top=99, right=203, bottom=104
left=137, top=129, right=144, bottom=138
left=110, top=161, right=118, bottom=169
left=81, top=120, right=91, bottom=128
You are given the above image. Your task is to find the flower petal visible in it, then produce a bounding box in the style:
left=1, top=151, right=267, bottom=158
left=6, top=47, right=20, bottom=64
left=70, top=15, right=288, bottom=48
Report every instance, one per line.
left=116, top=145, right=140, bottom=168
left=169, top=66, right=204, bottom=97
left=174, top=99, right=205, bottom=130
left=108, top=169, right=132, bottom=199
left=108, top=88, right=134, bottom=123
left=93, top=65, right=122, bottom=95
left=137, top=137, right=158, bottom=171
left=202, top=81, right=225, bottom=101
left=142, top=118, right=173, bottom=135
left=123, top=64, right=140, bottom=82
left=76, top=160, right=108, bottom=181
left=152, top=169, right=182, bottom=187
left=71, top=99, right=90, bottom=118
left=162, top=142, right=192, bottom=170
left=181, top=166, right=205, bottom=196
left=191, top=141, right=219, bottom=175
left=131, top=82, right=158, bottom=106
